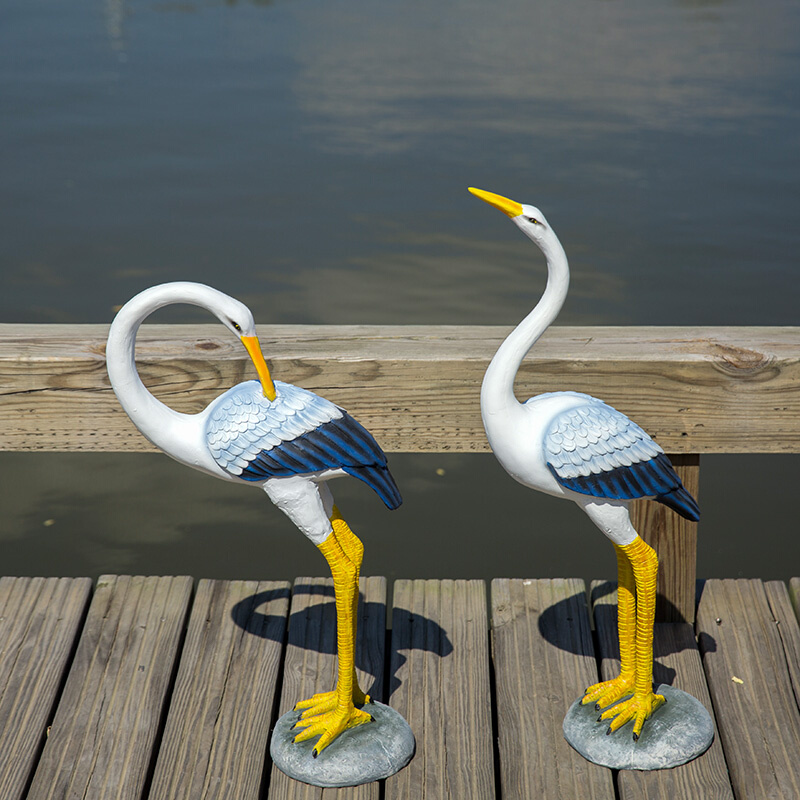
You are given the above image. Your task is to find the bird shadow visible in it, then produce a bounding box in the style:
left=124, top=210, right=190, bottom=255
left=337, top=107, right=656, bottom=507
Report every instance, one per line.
left=230, top=582, right=453, bottom=701
left=537, top=582, right=715, bottom=689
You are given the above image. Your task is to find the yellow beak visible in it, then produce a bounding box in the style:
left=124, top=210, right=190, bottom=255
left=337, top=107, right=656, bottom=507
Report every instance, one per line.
left=468, top=187, right=523, bottom=218
left=241, top=335, right=277, bottom=401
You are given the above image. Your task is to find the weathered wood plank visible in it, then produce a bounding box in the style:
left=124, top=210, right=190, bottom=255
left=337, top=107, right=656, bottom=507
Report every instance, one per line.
left=790, top=577, right=800, bottom=622
left=592, top=581, right=733, bottom=799
left=1, top=324, right=798, bottom=453
left=633, top=454, right=700, bottom=623
left=26, top=575, right=192, bottom=800
left=148, top=579, right=291, bottom=800
left=0, top=577, right=92, bottom=800
left=385, top=579, right=495, bottom=800
left=491, top=578, right=614, bottom=800
left=266, top=576, right=386, bottom=800
left=697, top=579, right=800, bottom=799
left=763, top=581, right=800, bottom=716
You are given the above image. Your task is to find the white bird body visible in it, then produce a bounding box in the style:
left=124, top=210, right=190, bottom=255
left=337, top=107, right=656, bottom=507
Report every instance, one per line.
left=471, top=191, right=697, bottom=534
left=482, top=389, right=595, bottom=501
left=107, top=282, right=400, bottom=542
left=470, top=186, right=698, bottom=740
left=107, top=282, right=401, bottom=755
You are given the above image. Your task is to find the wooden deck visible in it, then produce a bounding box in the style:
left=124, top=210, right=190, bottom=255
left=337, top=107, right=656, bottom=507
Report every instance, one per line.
left=1, top=576, right=799, bottom=799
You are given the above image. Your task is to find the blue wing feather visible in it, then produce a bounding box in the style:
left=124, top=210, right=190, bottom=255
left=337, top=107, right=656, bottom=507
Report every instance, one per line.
left=206, top=381, right=401, bottom=510
left=545, top=400, right=699, bottom=521
left=241, top=413, right=402, bottom=510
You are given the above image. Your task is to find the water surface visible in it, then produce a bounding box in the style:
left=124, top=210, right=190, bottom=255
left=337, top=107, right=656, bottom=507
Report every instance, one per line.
left=1, top=0, right=798, bottom=583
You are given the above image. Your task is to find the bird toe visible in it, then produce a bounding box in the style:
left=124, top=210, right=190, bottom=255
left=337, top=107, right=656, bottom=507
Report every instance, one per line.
left=295, top=690, right=338, bottom=719
left=599, top=691, right=665, bottom=737
left=291, top=704, right=373, bottom=754
left=581, top=675, right=634, bottom=710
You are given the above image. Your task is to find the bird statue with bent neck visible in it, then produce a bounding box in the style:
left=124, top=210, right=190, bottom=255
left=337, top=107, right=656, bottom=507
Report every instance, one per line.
left=469, top=188, right=702, bottom=747
left=106, top=282, right=408, bottom=771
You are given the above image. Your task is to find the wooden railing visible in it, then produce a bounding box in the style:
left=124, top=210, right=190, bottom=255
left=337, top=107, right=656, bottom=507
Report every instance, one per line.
left=2, top=324, right=798, bottom=623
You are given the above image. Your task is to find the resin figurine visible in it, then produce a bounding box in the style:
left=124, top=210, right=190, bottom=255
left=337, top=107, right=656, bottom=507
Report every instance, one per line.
left=469, top=189, right=707, bottom=759
left=107, top=283, right=412, bottom=777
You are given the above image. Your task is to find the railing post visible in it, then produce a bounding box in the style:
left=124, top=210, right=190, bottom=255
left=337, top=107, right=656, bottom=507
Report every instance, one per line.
left=631, top=454, right=700, bottom=624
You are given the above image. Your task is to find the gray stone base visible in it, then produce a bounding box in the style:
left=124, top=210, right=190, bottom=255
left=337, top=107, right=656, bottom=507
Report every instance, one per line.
left=270, top=701, right=415, bottom=787
left=563, top=684, right=714, bottom=770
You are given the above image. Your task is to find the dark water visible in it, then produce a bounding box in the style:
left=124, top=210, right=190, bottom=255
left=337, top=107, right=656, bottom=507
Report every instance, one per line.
left=2, top=0, right=799, bottom=584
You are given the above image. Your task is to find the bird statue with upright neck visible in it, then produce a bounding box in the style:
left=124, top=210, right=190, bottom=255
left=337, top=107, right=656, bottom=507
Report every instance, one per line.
left=469, top=188, right=699, bottom=741
left=106, top=282, right=401, bottom=757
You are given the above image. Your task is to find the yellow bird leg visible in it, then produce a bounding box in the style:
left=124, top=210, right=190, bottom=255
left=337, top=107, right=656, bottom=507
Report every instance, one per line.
left=329, top=505, right=370, bottom=706
left=598, top=536, right=665, bottom=740
left=582, top=543, right=636, bottom=709
left=292, top=510, right=372, bottom=755
left=295, top=508, right=370, bottom=716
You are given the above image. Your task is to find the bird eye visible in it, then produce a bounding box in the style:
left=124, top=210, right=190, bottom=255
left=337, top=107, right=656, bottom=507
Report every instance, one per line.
left=526, top=216, right=541, bottom=225
left=231, top=320, right=242, bottom=332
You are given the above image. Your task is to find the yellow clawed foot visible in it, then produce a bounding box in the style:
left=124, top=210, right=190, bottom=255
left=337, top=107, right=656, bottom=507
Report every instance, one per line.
left=292, top=702, right=373, bottom=756
left=581, top=675, right=635, bottom=710
left=294, top=686, right=371, bottom=720
left=599, top=690, right=666, bottom=740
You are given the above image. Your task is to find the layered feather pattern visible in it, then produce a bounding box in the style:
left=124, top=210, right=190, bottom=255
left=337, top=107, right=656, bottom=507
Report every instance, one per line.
left=205, top=380, right=402, bottom=509
left=545, top=400, right=699, bottom=521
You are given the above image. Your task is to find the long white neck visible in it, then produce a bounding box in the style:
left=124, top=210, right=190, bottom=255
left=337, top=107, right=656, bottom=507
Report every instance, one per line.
left=106, top=283, right=210, bottom=461
left=481, top=233, right=569, bottom=419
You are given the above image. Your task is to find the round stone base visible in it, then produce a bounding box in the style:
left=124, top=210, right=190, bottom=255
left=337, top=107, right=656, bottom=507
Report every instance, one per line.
left=563, top=685, right=714, bottom=770
left=270, top=701, right=415, bottom=787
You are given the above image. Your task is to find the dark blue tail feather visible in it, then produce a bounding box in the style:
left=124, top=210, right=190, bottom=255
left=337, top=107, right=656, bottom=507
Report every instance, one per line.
left=656, top=486, right=700, bottom=522
left=344, top=464, right=403, bottom=510
left=548, top=452, right=699, bottom=521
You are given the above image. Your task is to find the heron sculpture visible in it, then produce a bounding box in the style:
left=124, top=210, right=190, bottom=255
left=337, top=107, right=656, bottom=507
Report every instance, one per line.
left=106, top=282, right=401, bottom=756
left=469, top=188, right=699, bottom=740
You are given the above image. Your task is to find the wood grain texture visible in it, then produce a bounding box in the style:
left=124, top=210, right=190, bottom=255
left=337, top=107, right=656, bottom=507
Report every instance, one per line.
left=385, top=579, right=495, bottom=800
left=763, top=581, right=800, bottom=717
left=26, top=575, right=192, bottom=800
left=491, top=578, right=614, bottom=800
left=633, top=454, right=700, bottom=624
left=592, top=581, right=733, bottom=799
left=265, top=576, right=386, bottom=800
left=1, top=324, right=798, bottom=453
left=0, top=577, right=92, bottom=800
left=697, top=579, right=800, bottom=800
left=148, top=579, right=291, bottom=800
left=789, top=577, right=800, bottom=623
